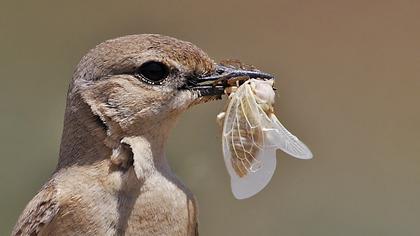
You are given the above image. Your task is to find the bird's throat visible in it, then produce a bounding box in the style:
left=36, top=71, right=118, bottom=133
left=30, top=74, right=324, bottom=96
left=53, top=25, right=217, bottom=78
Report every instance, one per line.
left=121, top=135, right=171, bottom=181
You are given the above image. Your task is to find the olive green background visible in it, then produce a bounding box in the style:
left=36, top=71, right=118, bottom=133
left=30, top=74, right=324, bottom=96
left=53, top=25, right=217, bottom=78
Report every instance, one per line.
left=1, top=1, right=419, bottom=235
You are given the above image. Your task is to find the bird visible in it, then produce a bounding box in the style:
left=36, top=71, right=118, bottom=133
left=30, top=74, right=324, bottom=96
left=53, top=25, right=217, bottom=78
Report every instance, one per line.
left=12, top=34, right=273, bottom=236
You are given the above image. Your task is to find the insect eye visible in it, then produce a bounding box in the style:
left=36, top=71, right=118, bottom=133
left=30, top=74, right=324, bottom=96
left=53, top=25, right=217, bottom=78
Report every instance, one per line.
left=135, top=61, right=169, bottom=85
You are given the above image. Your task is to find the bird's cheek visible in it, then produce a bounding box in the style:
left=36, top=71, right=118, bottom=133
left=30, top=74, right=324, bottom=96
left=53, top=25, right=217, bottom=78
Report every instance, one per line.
left=172, top=90, right=198, bottom=109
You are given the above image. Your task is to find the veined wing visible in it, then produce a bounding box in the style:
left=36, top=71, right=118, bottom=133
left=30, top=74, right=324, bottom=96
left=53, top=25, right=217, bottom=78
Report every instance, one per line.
left=262, top=112, right=313, bottom=160
left=222, top=83, right=277, bottom=199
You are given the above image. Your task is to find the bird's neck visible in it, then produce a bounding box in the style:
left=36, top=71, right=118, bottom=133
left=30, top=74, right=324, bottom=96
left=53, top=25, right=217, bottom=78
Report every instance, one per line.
left=57, top=95, right=173, bottom=181
left=58, top=95, right=110, bottom=169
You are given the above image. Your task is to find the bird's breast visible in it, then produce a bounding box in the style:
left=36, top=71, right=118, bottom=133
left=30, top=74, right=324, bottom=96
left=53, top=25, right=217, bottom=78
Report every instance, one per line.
left=49, top=163, right=198, bottom=236
left=124, top=173, right=198, bottom=236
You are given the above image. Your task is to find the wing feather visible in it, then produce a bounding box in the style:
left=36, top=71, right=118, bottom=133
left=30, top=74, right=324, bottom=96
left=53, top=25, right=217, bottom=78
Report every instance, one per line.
left=12, top=180, right=59, bottom=236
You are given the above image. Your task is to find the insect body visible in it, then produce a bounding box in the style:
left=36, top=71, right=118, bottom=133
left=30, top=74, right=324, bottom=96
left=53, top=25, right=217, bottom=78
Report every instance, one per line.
left=218, top=79, right=312, bottom=199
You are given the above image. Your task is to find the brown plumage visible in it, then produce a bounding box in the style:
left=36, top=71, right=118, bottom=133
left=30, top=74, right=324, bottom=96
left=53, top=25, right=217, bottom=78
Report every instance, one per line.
left=12, top=34, right=272, bottom=236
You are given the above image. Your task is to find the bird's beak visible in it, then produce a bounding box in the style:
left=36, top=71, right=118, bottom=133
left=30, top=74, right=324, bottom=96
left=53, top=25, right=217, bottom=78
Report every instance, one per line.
left=184, top=65, right=274, bottom=97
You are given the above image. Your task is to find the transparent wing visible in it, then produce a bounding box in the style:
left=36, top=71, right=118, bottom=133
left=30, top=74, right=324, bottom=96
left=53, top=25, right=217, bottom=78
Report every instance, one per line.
left=222, top=84, right=277, bottom=199
left=263, top=113, right=313, bottom=160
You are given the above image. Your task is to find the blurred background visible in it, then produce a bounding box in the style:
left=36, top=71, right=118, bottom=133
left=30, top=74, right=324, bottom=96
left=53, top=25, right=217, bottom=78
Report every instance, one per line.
left=1, top=0, right=419, bottom=235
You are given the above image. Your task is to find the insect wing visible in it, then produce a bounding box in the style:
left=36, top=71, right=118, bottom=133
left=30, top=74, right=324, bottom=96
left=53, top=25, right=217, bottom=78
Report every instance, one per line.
left=222, top=84, right=277, bottom=199
left=263, top=114, right=313, bottom=160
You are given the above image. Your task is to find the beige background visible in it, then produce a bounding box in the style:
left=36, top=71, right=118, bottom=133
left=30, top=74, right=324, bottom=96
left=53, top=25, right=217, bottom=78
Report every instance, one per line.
left=1, top=1, right=420, bottom=235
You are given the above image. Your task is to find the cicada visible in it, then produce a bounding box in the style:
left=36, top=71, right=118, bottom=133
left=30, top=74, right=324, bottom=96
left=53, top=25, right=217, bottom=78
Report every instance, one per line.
left=217, top=78, right=313, bottom=199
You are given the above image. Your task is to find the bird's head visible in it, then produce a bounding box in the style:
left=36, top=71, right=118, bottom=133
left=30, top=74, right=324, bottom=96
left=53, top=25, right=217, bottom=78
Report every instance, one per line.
left=69, top=34, right=272, bottom=139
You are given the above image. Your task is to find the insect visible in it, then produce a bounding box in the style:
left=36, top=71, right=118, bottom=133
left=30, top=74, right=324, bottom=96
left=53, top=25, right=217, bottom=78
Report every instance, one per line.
left=217, top=78, right=313, bottom=199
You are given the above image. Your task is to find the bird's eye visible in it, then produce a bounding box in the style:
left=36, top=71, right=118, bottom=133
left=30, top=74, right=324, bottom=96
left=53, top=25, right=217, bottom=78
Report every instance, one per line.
left=135, top=61, right=169, bottom=85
